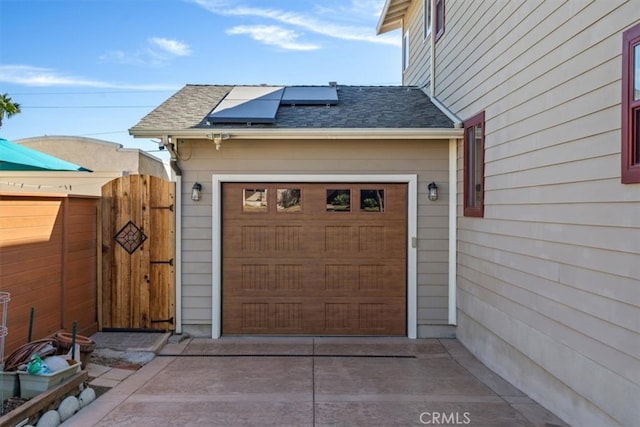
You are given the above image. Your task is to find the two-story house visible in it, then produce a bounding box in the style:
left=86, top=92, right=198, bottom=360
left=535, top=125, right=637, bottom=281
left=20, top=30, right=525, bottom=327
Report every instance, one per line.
left=378, top=1, right=640, bottom=426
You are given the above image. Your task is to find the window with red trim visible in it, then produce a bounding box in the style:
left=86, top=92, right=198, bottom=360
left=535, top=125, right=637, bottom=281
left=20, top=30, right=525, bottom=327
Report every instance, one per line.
left=435, top=0, right=445, bottom=41
left=622, top=23, right=640, bottom=183
left=464, top=112, right=485, bottom=217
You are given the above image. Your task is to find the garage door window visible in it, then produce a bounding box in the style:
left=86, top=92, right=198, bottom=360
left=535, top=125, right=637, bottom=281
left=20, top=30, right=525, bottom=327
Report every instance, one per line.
left=277, top=188, right=302, bottom=212
left=326, top=189, right=351, bottom=212
left=243, top=188, right=267, bottom=212
left=360, top=189, right=385, bottom=212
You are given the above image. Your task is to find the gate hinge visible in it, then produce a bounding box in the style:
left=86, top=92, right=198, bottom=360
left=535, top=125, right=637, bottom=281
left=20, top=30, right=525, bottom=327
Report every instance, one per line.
left=151, top=258, right=174, bottom=266
left=151, top=317, right=174, bottom=324
left=151, top=204, right=174, bottom=211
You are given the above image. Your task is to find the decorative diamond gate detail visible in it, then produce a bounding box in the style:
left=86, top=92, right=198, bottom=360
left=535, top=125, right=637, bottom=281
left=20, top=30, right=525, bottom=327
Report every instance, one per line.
left=114, top=220, right=148, bottom=254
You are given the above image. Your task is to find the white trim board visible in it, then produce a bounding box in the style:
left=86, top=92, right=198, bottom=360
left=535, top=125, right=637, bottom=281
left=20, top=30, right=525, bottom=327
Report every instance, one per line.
left=211, top=174, right=419, bottom=339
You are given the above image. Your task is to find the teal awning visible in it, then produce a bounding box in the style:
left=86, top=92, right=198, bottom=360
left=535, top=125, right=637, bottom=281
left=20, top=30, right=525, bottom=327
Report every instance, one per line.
left=0, top=138, right=92, bottom=172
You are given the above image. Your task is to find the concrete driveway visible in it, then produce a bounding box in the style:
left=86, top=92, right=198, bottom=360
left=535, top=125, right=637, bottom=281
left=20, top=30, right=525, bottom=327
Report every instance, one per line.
left=65, top=337, right=568, bottom=427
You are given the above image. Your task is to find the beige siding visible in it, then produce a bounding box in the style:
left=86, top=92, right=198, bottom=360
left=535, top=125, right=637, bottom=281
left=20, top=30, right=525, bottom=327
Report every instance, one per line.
left=402, top=0, right=431, bottom=87
left=178, top=138, right=450, bottom=335
left=425, top=0, right=640, bottom=425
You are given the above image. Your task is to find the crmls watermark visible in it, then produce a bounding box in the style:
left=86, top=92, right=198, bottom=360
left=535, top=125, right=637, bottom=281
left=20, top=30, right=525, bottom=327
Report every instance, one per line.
left=419, top=411, right=471, bottom=425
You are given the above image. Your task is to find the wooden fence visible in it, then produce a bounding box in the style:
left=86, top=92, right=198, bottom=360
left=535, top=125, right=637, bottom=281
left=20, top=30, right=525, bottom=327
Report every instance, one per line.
left=0, top=192, right=99, bottom=357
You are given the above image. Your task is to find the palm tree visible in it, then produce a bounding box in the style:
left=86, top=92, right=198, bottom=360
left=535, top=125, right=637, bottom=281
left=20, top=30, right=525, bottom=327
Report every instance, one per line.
left=0, top=93, right=22, bottom=129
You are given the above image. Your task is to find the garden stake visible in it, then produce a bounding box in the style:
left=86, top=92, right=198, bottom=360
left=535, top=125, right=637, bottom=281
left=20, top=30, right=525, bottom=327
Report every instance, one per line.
left=27, top=307, right=34, bottom=343
left=71, top=321, right=77, bottom=361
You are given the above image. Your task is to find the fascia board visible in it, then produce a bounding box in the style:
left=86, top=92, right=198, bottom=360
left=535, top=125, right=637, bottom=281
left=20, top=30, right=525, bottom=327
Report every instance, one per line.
left=130, top=127, right=464, bottom=140
left=376, top=0, right=396, bottom=34
left=376, top=0, right=409, bottom=35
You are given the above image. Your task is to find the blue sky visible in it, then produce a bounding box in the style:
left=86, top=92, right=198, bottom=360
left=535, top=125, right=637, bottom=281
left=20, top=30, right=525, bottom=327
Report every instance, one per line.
left=0, top=0, right=401, bottom=161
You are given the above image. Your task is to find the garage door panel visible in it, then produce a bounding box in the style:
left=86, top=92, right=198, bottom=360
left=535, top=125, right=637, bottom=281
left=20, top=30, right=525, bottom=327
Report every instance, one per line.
left=223, top=262, right=325, bottom=296
left=223, top=298, right=406, bottom=335
left=224, top=259, right=405, bottom=297
left=222, top=182, right=407, bottom=336
left=223, top=223, right=406, bottom=258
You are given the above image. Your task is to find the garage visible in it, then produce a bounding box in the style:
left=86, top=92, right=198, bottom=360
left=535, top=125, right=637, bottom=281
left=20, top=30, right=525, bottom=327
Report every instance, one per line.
left=222, top=182, right=407, bottom=335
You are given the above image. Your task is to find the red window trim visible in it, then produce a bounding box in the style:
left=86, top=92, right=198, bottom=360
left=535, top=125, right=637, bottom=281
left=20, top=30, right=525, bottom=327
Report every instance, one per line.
left=622, top=23, right=640, bottom=183
left=435, top=0, right=445, bottom=42
left=464, top=111, right=485, bottom=217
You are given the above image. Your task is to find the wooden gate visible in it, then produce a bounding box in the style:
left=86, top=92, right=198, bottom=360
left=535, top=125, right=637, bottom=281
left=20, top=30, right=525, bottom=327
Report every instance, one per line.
left=101, top=175, right=175, bottom=330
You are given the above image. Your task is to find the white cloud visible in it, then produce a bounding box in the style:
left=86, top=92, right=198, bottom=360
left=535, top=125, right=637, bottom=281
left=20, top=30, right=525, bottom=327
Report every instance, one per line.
left=0, top=65, right=178, bottom=90
left=189, top=0, right=399, bottom=47
left=99, top=50, right=148, bottom=66
left=149, top=37, right=192, bottom=56
left=227, top=25, right=320, bottom=51
left=100, top=37, right=192, bottom=66
left=315, top=0, right=386, bottom=20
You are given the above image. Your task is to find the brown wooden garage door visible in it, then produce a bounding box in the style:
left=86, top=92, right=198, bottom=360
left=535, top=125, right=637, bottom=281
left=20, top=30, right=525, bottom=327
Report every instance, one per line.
left=222, top=182, right=407, bottom=335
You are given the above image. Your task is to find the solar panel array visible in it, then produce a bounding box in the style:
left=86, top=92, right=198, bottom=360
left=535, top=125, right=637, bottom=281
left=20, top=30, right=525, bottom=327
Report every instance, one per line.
left=281, top=86, right=338, bottom=105
left=208, top=86, right=339, bottom=124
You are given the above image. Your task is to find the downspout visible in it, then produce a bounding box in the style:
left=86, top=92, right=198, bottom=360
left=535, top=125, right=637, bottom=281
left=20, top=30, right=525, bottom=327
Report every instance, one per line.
left=448, top=138, right=457, bottom=325
left=432, top=100, right=461, bottom=327
left=163, top=136, right=183, bottom=334
left=430, top=2, right=435, bottom=98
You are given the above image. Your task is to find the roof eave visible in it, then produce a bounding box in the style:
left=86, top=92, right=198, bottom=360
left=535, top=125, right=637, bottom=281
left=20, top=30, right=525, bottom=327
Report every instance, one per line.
left=130, top=127, right=463, bottom=140
left=376, top=0, right=412, bottom=35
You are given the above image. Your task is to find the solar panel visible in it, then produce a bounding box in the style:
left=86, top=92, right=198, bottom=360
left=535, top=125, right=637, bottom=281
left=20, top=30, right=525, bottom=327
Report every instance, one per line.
left=207, top=85, right=340, bottom=125
left=281, top=86, right=338, bottom=105
left=208, top=99, right=281, bottom=124
left=208, top=86, right=284, bottom=124
left=225, top=86, right=284, bottom=100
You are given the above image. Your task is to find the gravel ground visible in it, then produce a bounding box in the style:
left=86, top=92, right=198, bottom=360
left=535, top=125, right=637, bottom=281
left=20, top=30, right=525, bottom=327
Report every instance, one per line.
left=1, top=396, right=27, bottom=416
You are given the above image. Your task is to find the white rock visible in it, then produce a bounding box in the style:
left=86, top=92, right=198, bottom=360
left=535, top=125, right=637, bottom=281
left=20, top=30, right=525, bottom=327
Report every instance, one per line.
left=57, top=396, right=80, bottom=422
left=78, top=387, right=96, bottom=408
left=36, top=410, right=60, bottom=427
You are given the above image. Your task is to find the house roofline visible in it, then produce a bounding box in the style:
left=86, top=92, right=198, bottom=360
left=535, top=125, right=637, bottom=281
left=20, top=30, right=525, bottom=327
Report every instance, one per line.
left=426, top=95, right=463, bottom=128
left=377, top=0, right=412, bottom=35
left=130, top=127, right=463, bottom=141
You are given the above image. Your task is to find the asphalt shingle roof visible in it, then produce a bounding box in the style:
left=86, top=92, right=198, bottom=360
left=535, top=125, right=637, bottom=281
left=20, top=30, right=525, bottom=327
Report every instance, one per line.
left=130, top=84, right=454, bottom=132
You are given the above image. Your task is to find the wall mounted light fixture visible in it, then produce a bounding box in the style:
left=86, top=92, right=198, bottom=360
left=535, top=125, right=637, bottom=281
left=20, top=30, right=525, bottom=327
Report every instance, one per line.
left=191, top=182, right=202, bottom=201
left=428, top=182, right=438, bottom=201
left=206, top=133, right=230, bottom=150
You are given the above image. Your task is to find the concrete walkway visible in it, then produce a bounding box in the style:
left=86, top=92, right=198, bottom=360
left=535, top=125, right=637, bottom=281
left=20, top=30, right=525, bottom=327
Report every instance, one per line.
left=64, top=337, right=569, bottom=427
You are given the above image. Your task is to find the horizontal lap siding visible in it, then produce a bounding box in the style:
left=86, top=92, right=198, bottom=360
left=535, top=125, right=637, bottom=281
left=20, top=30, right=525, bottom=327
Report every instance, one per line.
left=403, top=0, right=431, bottom=87
left=179, top=139, right=449, bottom=332
left=433, top=0, right=640, bottom=425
